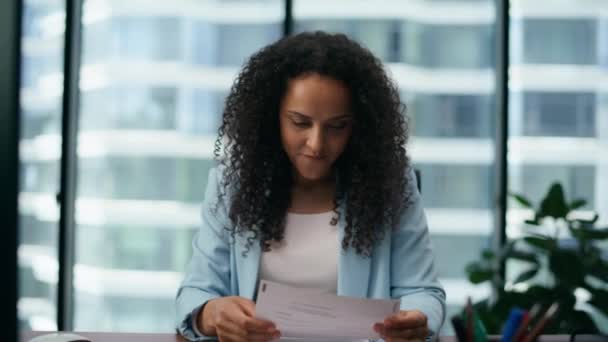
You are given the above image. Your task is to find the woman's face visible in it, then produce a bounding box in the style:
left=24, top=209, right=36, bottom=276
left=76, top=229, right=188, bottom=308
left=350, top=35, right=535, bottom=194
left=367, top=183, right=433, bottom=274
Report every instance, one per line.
left=279, top=73, right=353, bottom=184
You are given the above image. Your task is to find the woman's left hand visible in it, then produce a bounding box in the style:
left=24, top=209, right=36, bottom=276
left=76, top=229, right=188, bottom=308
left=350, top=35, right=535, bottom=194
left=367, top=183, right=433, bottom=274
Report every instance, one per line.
left=373, top=310, right=429, bottom=342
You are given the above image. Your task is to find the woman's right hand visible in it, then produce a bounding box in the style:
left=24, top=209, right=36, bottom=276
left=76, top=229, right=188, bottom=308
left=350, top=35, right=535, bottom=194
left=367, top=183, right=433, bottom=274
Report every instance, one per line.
left=198, top=296, right=281, bottom=342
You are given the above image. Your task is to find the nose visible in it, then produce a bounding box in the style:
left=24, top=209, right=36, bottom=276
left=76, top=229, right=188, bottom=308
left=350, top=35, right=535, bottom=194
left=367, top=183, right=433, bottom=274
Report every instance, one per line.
left=306, top=126, right=324, bottom=157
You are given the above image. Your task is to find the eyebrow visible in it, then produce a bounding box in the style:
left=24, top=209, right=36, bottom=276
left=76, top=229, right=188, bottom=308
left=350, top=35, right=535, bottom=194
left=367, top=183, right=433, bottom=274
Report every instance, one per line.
left=287, top=110, right=352, bottom=121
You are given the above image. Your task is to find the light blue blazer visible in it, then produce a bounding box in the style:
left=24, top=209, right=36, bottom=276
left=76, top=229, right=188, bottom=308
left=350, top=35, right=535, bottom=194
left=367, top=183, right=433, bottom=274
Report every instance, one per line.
left=175, top=167, right=446, bottom=341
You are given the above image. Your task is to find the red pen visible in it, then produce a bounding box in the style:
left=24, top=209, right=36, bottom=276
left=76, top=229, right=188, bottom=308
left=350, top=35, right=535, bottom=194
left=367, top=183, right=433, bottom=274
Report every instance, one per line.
left=465, top=297, right=474, bottom=342
left=521, top=303, right=560, bottom=342
left=512, top=304, right=541, bottom=342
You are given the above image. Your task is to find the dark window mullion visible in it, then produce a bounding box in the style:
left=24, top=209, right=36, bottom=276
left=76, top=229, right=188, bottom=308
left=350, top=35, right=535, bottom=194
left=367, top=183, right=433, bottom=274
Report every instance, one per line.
left=494, top=0, right=509, bottom=291
left=283, top=0, right=293, bottom=37
left=0, top=0, right=22, bottom=339
left=57, top=0, right=84, bottom=331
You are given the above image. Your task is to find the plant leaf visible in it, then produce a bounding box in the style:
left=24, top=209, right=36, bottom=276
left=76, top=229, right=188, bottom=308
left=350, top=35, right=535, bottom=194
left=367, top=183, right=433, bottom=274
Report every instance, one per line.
left=572, top=226, right=608, bottom=241
left=510, top=193, right=534, bottom=208
left=549, top=250, right=585, bottom=288
left=513, top=267, right=539, bottom=284
left=524, top=218, right=540, bottom=226
left=504, top=249, right=539, bottom=264
left=466, top=263, right=494, bottom=284
left=523, top=236, right=555, bottom=251
left=589, top=260, right=608, bottom=283
left=557, top=310, right=600, bottom=334
left=526, top=285, right=553, bottom=299
left=576, top=214, right=599, bottom=225
left=481, top=249, right=495, bottom=261
left=470, top=298, right=504, bottom=333
left=588, top=288, right=608, bottom=317
left=568, top=198, right=587, bottom=211
left=571, top=214, right=600, bottom=230
left=538, top=183, right=569, bottom=219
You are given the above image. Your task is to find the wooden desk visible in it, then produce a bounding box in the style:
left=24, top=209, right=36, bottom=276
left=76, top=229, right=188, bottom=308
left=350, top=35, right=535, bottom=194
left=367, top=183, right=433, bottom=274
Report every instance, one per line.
left=22, top=331, right=607, bottom=342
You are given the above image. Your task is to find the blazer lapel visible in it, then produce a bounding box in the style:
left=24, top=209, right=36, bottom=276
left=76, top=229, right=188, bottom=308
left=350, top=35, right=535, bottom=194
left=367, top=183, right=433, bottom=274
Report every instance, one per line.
left=234, top=234, right=261, bottom=300
left=337, top=203, right=371, bottom=298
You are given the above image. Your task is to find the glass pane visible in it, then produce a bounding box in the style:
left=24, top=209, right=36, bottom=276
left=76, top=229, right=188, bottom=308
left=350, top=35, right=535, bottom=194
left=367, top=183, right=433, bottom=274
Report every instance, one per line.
left=294, top=0, right=496, bottom=335
left=508, top=0, right=608, bottom=332
left=73, top=0, right=282, bottom=332
left=18, top=0, right=66, bottom=332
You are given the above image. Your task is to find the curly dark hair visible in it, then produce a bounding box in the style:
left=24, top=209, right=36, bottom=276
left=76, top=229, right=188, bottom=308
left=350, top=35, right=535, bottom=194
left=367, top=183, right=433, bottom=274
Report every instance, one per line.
left=214, top=31, right=413, bottom=256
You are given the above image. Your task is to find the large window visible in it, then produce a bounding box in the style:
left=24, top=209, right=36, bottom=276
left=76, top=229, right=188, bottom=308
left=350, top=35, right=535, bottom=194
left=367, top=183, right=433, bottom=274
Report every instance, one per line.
left=71, top=0, right=283, bottom=332
left=17, top=0, right=608, bottom=336
left=17, top=0, right=283, bottom=333
left=18, top=0, right=65, bottom=331
left=508, top=0, right=608, bottom=330
left=508, top=0, right=607, bottom=218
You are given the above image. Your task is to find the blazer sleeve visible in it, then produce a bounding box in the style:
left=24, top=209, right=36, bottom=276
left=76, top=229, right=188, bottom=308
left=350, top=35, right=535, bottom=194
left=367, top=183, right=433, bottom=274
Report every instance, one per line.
left=175, top=167, right=231, bottom=341
left=391, top=167, right=447, bottom=339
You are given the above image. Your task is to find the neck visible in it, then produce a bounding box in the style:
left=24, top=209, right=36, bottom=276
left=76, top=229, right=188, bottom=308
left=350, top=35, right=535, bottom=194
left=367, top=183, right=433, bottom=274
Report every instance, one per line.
left=289, top=170, right=337, bottom=213
left=292, top=171, right=334, bottom=191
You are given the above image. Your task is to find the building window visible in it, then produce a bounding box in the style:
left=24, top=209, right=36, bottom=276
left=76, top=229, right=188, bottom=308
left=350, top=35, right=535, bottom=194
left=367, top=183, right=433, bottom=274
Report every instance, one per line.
left=523, top=92, right=595, bottom=137
left=402, top=22, right=493, bottom=69
left=522, top=19, right=597, bottom=65
left=411, top=94, right=494, bottom=138
left=417, top=164, right=494, bottom=209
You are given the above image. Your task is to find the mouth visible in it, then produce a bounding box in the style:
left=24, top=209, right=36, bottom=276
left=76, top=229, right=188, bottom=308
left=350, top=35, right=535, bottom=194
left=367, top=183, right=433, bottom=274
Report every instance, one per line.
left=302, top=154, right=325, bottom=160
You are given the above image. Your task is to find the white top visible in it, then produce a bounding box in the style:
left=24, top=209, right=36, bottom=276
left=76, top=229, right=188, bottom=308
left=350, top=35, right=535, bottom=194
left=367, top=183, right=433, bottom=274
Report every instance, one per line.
left=259, top=211, right=339, bottom=294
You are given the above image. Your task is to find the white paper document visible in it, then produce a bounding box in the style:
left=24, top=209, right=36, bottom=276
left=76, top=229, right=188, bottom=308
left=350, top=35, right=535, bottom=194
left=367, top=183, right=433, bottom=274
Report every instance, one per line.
left=255, top=280, right=400, bottom=341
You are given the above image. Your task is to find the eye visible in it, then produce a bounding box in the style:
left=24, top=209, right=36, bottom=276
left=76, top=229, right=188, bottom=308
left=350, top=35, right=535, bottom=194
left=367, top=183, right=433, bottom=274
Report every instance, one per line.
left=292, top=120, right=310, bottom=128
left=328, top=121, right=350, bottom=130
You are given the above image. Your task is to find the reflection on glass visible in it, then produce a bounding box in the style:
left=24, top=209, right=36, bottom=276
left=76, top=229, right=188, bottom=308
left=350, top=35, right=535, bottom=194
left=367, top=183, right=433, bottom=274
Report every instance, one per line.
left=73, top=0, right=282, bottom=332
left=18, top=0, right=66, bottom=332
left=294, top=0, right=496, bottom=334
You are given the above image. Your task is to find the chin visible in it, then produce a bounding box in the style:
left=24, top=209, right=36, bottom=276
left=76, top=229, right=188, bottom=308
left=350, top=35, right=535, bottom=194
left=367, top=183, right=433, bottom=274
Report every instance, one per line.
left=296, top=166, right=330, bottom=182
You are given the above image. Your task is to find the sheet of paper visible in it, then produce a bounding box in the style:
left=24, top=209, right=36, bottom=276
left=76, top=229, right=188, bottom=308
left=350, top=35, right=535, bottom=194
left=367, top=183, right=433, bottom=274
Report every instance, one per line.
left=255, top=280, right=400, bottom=341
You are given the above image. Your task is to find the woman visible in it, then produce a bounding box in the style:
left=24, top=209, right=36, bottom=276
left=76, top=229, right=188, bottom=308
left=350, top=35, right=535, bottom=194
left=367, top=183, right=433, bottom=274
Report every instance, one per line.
left=176, top=31, right=446, bottom=342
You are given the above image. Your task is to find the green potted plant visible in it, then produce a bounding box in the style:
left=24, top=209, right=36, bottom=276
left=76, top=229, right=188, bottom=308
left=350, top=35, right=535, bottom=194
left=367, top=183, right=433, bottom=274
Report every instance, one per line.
left=465, top=182, right=608, bottom=333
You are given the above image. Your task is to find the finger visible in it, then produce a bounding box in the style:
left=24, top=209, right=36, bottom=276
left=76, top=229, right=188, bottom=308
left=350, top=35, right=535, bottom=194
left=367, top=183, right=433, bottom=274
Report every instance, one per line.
left=244, top=323, right=280, bottom=341
left=216, top=317, right=249, bottom=341
left=385, top=338, right=425, bottom=342
left=385, top=311, right=427, bottom=329
left=220, top=325, right=277, bottom=342
left=231, top=313, right=278, bottom=340
left=384, top=326, right=429, bottom=339
left=217, top=330, right=243, bottom=342
left=238, top=299, right=278, bottom=329
left=236, top=299, right=279, bottom=335
left=387, top=310, right=427, bottom=326
left=219, top=303, right=265, bottom=333
left=247, top=331, right=281, bottom=341
left=243, top=316, right=277, bottom=333
left=373, top=322, right=386, bottom=336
